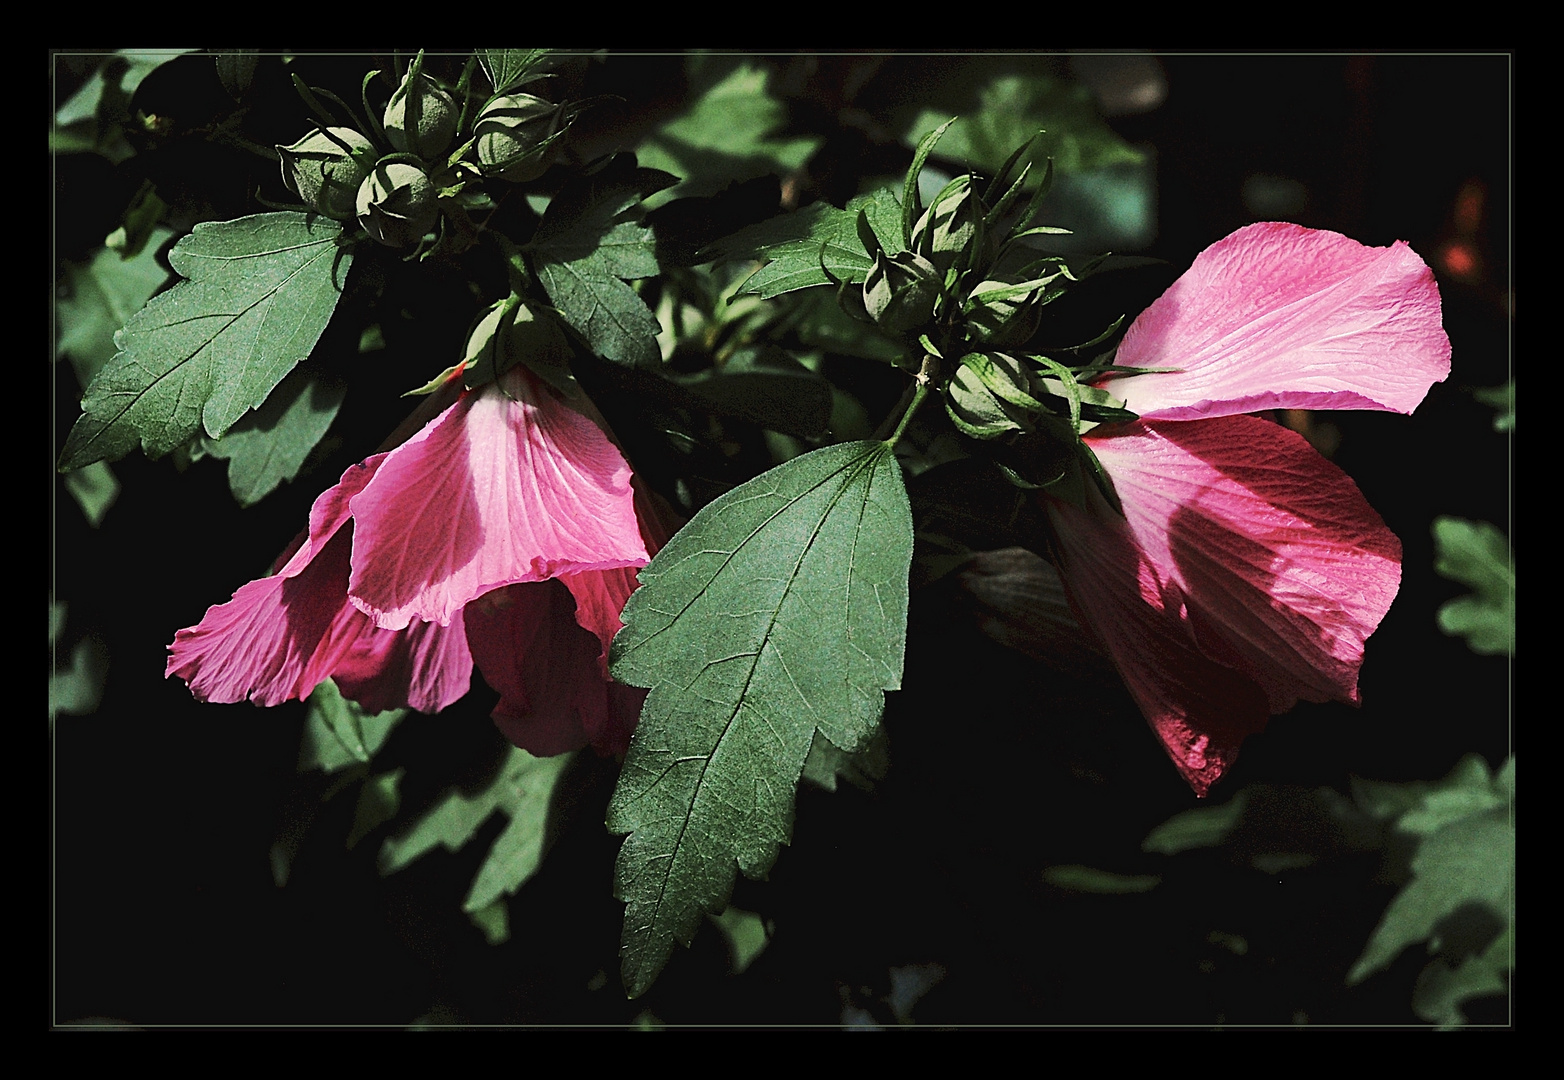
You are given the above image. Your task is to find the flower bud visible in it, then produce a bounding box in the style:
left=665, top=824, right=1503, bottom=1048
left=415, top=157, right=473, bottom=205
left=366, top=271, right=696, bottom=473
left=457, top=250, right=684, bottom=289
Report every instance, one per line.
left=966, top=279, right=1049, bottom=347
left=912, top=174, right=979, bottom=277
left=356, top=161, right=439, bottom=248
left=863, top=248, right=941, bottom=334
left=276, top=127, right=373, bottom=221
left=383, top=72, right=459, bottom=161
left=473, top=93, right=566, bottom=182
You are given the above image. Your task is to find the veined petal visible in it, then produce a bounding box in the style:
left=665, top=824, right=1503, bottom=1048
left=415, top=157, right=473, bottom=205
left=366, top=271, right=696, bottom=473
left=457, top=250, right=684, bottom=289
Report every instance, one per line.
left=1110, top=222, right=1450, bottom=421
left=348, top=366, right=649, bottom=630
left=1046, top=486, right=1270, bottom=795
left=331, top=610, right=474, bottom=715
left=166, top=456, right=390, bottom=706
left=466, top=582, right=621, bottom=756
left=1089, top=415, right=1402, bottom=710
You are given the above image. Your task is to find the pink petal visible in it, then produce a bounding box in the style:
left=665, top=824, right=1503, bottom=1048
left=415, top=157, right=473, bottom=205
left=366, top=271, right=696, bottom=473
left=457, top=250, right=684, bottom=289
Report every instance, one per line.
left=1109, top=222, right=1451, bottom=421
left=348, top=367, right=649, bottom=630
left=1046, top=487, right=1271, bottom=795
left=1048, top=415, right=1402, bottom=794
left=167, top=454, right=478, bottom=714
left=166, top=457, right=389, bottom=706
left=465, top=582, right=614, bottom=756
left=331, top=610, right=473, bottom=715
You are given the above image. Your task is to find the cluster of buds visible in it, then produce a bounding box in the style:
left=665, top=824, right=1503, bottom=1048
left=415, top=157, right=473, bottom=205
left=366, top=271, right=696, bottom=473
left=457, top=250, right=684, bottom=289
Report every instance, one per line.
left=277, top=51, right=579, bottom=250
left=851, top=125, right=1146, bottom=503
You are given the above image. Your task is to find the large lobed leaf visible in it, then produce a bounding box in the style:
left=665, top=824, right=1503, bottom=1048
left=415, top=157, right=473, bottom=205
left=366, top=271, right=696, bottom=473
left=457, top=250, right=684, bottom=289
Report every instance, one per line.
left=607, top=440, right=913, bottom=997
left=58, top=213, right=351, bottom=472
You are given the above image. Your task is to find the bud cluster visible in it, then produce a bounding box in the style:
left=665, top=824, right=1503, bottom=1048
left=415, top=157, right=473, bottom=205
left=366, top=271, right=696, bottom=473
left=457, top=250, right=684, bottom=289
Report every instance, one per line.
left=857, top=124, right=1151, bottom=504
left=275, top=50, right=580, bottom=252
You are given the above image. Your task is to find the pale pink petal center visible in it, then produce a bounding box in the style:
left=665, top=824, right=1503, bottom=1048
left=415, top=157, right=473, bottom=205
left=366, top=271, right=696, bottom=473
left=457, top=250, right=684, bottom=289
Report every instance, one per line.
left=348, top=367, right=649, bottom=630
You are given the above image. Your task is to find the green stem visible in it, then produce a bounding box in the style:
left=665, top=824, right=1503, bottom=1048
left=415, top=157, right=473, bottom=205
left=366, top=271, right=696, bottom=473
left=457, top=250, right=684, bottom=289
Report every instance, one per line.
left=881, top=381, right=930, bottom=449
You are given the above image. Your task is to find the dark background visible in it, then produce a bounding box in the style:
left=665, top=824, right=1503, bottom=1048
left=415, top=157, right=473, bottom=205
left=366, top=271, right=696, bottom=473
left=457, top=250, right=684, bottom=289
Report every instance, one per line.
left=53, top=52, right=1511, bottom=1027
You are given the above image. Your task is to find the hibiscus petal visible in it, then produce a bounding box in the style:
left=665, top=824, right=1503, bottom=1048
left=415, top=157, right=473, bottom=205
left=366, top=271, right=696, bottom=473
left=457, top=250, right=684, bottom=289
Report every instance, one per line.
left=331, top=610, right=473, bottom=715
left=1046, top=487, right=1271, bottom=795
left=348, top=367, right=649, bottom=630
left=1088, top=415, right=1402, bottom=710
left=465, top=582, right=608, bottom=756
left=1110, top=222, right=1451, bottom=421
left=166, top=456, right=390, bottom=706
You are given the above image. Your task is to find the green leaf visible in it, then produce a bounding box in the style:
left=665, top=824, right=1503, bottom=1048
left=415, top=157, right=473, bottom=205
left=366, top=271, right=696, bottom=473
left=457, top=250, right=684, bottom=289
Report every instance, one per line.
left=708, top=906, right=771, bottom=975
left=635, top=60, right=822, bottom=208
left=671, top=345, right=834, bottom=437
left=902, top=74, right=1143, bottom=178
left=58, top=213, right=352, bottom=472
left=379, top=747, right=576, bottom=913
left=1142, top=792, right=1249, bottom=855
left=197, top=370, right=345, bottom=507
left=700, top=187, right=903, bottom=299
left=1432, top=517, right=1514, bottom=656
left=55, top=228, right=175, bottom=387
left=214, top=50, right=258, bottom=98
left=1041, top=864, right=1161, bottom=894
left=1474, top=378, right=1514, bottom=432
left=63, top=461, right=120, bottom=527
left=298, top=680, right=408, bottom=774
left=529, top=156, right=675, bottom=367
left=801, top=725, right=889, bottom=794
left=49, top=603, right=107, bottom=726
left=478, top=49, right=554, bottom=95
left=348, top=768, right=404, bottom=850
left=1348, top=755, right=1514, bottom=1019
left=607, top=440, right=914, bottom=997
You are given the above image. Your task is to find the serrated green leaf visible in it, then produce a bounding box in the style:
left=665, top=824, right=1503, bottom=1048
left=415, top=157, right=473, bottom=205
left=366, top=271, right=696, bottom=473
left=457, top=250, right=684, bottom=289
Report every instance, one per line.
left=607, top=440, right=913, bottom=997
left=801, top=724, right=889, bottom=793
left=58, top=213, right=352, bottom=472
left=700, top=188, right=903, bottom=299
left=635, top=61, right=822, bottom=208
left=1413, top=923, right=1511, bottom=1027
left=379, top=747, right=575, bottom=913
left=1142, top=792, right=1249, bottom=855
left=530, top=157, right=674, bottom=366
left=902, top=74, right=1142, bottom=179
left=1349, top=756, right=1514, bottom=992
left=467, top=899, right=511, bottom=946
left=299, top=679, right=408, bottom=774
left=1432, top=517, right=1514, bottom=656
left=49, top=633, right=108, bottom=726
left=199, top=370, right=345, bottom=507
left=55, top=228, right=175, bottom=387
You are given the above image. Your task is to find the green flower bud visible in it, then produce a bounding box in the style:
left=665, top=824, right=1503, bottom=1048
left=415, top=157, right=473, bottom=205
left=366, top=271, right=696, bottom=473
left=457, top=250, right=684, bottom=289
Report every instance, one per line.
left=383, top=72, right=459, bottom=161
left=965, top=278, right=1048, bottom=347
left=356, top=160, right=439, bottom=248
left=276, top=127, right=373, bottom=220
left=473, top=93, right=566, bottom=182
left=863, top=248, right=941, bottom=334
left=912, top=174, right=980, bottom=277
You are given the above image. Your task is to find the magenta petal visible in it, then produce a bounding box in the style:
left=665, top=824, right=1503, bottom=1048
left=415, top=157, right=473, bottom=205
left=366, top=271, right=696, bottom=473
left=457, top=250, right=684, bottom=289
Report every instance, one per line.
left=348, top=367, right=649, bottom=630
left=166, top=457, right=390, bottom=706
left=332, top=611, right=474, bottom=715
left=1046, top=486, right=1270, bottom=795
left=465, top=582, right=606, bottom=756
left=1110, top=222, right=1451, bottom=421
left=1093, top=415, right=1401, bottom=705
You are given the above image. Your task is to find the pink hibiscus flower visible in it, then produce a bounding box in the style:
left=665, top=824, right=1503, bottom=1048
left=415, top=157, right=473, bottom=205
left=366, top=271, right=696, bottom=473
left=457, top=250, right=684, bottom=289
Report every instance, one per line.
left=1044, top=222, right=1451, bottom=795
left=167, top=365, right=667, bottom=756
